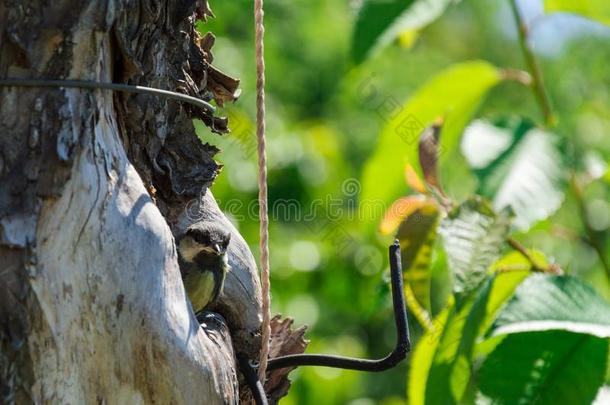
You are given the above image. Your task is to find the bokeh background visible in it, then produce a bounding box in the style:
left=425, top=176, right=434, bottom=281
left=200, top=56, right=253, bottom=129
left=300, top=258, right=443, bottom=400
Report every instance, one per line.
left=196, top=1, right=610, bottom=403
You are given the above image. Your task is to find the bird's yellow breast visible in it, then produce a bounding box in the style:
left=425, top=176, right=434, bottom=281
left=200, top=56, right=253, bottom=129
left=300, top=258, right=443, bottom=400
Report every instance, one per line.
left=184, top=270, right=216, bottom=314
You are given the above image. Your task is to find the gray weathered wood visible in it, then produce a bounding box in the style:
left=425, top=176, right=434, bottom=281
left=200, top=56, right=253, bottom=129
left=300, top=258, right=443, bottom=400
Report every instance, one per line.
left=0, top=1, right=260, bottom=403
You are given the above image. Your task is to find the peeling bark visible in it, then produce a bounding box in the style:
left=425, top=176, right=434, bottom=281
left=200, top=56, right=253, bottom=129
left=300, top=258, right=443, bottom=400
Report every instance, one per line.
left=0, top=1, right=260, bottom=403
left=265, top=316, right=308, bottom=404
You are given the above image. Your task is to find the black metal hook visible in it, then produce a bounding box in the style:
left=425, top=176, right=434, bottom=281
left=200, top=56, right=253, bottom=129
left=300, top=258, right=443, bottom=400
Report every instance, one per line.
left=239, top=241, right=411, bottom=405
left=268, top=240, right=411, bottom=371
left=238, top=354, right=269, bottom=405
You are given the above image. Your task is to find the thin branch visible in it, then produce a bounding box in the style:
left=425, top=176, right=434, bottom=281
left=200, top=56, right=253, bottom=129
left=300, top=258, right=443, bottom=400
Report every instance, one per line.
left=508, top=1, right=610, bottom=284
left=500, top=68, right=532, bottom=86
left=507, top=0, right=555, bottom=127
left=507, top=237, right=562, bottom=274
left=550, top=224, right=582, bottom=242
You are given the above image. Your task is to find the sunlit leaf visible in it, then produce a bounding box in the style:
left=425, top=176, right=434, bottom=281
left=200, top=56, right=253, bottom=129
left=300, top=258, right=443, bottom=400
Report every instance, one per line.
left=405, top=163, right=427, bottom=194
left=440, top=197, right=512, bottom=299
left=462, top=118, right=567, bottom=230
left=489, top=250, right=549, bottom=275
left=394, top=198, right=440, bottom=312
left=409, top=272, right=529, bottom=405
left=473, top=269, right=531, bottom=358
left=397, top=29, right=420, bottom=49
left=408, top=303, right=451, bottom=405
left=361, top=61, right=502, bottom=227
left=352, top=0, right=457, bottom=64
left=488, top=274, right=610, bottom=338
left=424, top=280, right=492, bottom=404
left=426, top=275, right=524, bottom=404
left=380, top=195, right=433, bottom=235
left=480, top=330, right=608, bottom=405
left=545, top=0, right=610, bottom=26
left=480, top=266, right=531, bottom=334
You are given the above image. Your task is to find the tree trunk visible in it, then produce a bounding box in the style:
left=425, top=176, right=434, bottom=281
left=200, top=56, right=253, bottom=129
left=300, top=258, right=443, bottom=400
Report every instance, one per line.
left=0, top=1, right=263, bottom=403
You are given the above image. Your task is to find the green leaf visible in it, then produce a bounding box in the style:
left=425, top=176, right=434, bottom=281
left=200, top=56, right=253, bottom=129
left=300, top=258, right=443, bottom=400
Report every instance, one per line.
left=489, top=250, right=549, bottom=274
left=480, top=330, right=609, bottom=405
left=480, top=264, right=531, bottom=334
left=595, top=387, right=610, bottom=404
left=352, top=0, right=456, bottom=64
left=545, top=0, right=610, bottom=26
left=489, top=274, right=610, bottom=338
left=440, top=197, right=512, bottom=299
left=395, top=198, right=440, bottom=312
left=481, top=275, right=610, bottom=404
left=360, top=61, right=502, bottom=226
left=409, top=304, right=451, bottom=405
left=473, top=261, right=531, bottom=359
left=425, top=279, right=493, bottom=404
left=409, top=272, right=529, bottom=405
left=462, top=118, right=567, bottom=230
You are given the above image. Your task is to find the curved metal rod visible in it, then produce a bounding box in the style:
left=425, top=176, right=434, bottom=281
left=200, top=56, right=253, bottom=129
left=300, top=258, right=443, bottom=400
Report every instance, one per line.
left=0, top=78, right=216, bottom=114
left=238, top=353, right=269, bottom=405
left=267, top=240, right=411, bottom=372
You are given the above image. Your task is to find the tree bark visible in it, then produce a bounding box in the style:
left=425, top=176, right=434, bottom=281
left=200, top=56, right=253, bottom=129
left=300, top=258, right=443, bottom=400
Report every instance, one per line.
left=0, top=1, right=262, bottom=403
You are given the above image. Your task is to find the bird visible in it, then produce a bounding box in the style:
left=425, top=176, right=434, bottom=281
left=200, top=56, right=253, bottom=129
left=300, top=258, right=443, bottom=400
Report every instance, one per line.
left=177, top=222, right=231, bottom=315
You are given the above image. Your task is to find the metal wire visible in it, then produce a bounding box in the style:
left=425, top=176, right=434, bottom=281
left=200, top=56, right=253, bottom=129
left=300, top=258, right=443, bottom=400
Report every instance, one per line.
left=0, top=78, right=216, bottom=114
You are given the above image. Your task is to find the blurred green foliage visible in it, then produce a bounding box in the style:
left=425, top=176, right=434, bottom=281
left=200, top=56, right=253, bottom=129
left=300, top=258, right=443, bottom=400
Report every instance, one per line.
left=197, top=0, right=610, bottom=403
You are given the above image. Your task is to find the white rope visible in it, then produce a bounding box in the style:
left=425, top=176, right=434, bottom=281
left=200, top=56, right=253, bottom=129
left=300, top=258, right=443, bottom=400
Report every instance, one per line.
left=254, top=0, right=271, bottom=385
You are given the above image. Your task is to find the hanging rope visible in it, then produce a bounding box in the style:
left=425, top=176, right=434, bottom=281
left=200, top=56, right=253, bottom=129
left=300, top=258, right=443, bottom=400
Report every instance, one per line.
left=254, top=0, right=272, bottom=385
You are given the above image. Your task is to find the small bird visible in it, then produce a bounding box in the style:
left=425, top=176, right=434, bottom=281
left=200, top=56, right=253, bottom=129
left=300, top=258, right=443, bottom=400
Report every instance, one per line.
left=177, top=222, right=231, bottom=315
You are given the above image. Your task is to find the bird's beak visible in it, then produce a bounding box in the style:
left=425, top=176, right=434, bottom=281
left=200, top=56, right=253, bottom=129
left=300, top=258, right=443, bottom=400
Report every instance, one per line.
left=213, top=243, right=222, bottom=255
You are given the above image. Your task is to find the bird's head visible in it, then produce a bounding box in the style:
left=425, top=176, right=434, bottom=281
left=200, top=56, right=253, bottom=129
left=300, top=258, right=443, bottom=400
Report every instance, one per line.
left=178, top=222, right=231, bottom=263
